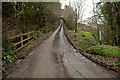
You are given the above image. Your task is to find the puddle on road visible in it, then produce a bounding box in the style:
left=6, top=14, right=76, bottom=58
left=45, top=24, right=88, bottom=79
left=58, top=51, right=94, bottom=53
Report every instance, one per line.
left=73, top=49, right=77, bottom=52
left=65, top=60, right=68, bottom=62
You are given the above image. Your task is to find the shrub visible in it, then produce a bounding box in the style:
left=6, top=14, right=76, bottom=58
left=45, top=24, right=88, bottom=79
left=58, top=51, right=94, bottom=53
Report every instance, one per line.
left=78, top=31, right=93, bottom=38
left=87, top=44, right=120, bottom=58
left=37, top=31, right=43, bottom=37
left=76, top=31, right=98, bottom=51
left=87, top=44, right=104, bottom=55
left=2, top=41, right=17, bottom=64
left=67, top=30, right=74, bottom=36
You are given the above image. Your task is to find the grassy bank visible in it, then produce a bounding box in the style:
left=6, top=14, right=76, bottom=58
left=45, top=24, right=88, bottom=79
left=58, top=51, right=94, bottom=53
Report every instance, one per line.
left=67, top=27, right=120, bottom=72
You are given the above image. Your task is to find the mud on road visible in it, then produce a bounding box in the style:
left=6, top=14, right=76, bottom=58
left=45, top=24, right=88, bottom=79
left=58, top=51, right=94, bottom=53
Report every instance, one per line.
left=6, top=20, right=118, bottom=78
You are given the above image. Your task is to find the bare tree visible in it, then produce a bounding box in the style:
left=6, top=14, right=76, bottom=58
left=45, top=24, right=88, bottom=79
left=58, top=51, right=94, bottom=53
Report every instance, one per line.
left=73, top=0, right=86, bottom=33
left=92, top=0, right=101, bottom=42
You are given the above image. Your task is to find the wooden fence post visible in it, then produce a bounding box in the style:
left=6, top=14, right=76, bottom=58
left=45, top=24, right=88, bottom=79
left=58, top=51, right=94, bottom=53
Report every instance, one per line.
left=28, top=32, right=30, bottom=42
left=21, top=33, right=23, bottom=47
left=7, top=35, right=10, bottom=40
left=33, top=31, right=35, bottom=40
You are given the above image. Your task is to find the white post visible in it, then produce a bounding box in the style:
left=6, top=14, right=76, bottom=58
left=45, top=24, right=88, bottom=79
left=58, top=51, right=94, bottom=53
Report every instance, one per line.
left=99, top=31, right=102, bottom=45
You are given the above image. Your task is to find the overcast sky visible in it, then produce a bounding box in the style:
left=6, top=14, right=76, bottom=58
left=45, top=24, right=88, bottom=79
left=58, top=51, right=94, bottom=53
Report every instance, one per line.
left=60, top=0, right=100, bottom=21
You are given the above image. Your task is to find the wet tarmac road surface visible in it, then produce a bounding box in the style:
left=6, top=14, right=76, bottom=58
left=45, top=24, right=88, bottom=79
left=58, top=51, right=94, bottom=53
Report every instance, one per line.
left=7, top=20, right=118, bottom=78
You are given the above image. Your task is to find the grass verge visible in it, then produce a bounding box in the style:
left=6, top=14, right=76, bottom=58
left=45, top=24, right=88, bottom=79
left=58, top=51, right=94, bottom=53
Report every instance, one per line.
left=66, top=27, right=120, bottom=72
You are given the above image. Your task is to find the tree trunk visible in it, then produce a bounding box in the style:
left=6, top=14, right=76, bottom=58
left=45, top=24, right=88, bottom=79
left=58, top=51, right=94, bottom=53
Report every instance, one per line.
left=106, top=23, right=109, bottom=45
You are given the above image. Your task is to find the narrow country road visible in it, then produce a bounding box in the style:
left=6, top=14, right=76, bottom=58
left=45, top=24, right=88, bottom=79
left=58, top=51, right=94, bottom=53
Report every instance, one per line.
left=7, top=20, right=118, bottom=78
